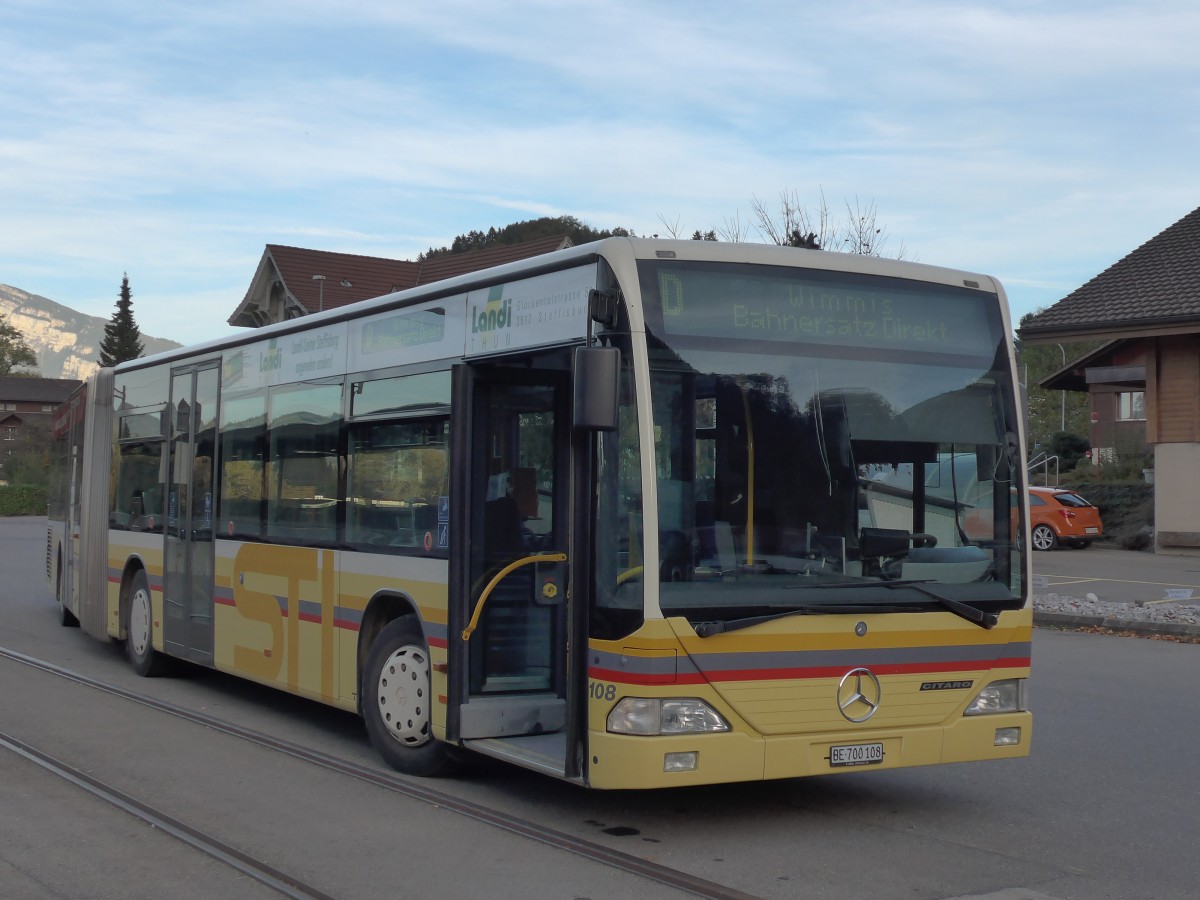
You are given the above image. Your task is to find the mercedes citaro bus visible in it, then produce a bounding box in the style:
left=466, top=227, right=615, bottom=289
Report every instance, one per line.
left=48, top=238, right=1031, bottom=788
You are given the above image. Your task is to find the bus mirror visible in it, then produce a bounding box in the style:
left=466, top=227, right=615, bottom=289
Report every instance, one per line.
left=589, top=289, right=617, bottom=326
left=573, top=346, right=620, bottom=432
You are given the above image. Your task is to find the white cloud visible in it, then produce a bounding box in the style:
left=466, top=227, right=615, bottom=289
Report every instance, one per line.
left=2, top=1, right=1199, bottom=343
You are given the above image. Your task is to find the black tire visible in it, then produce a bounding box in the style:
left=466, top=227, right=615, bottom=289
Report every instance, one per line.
left=1031, top=524, right=1058, bottom=552
left=57, top=557, right=79, bottom=627
left=125, top=569, right=167, bottom=676
left=363, top=616, right=453, bottom=777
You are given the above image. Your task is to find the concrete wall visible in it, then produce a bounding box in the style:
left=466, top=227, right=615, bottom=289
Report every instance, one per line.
left=1155, top=442, right=1200, bottom=554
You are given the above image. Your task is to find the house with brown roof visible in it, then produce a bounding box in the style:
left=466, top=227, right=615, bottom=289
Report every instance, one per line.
left=1019, top=205, right=1200, bottom=553
left=228, top=236, right=573, bottom=328
left=0, top=376, right=81, bottom=464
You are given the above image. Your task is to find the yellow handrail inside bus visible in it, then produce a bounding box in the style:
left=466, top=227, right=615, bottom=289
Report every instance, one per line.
left=616, top=565, right=643, bottom=585
left=461, top=552, right=568, bottom=641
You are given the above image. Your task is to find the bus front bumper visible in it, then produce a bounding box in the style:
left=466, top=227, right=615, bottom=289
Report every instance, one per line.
left=584, top=711, right=1032, bottom=789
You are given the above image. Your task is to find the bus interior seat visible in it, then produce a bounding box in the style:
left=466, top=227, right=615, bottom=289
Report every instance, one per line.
left=484, top=495, right=526, bottom=558
left=859, top=527, right=913, bottom=560
left=900, top=546, right=990, bottom=583
left=512, top=467, right=539, bottom=520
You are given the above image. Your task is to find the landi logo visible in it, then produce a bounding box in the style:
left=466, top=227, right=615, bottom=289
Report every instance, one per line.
left=471, top=285, right=512, bottom=335
left=260, top=339, right=283, bottom=372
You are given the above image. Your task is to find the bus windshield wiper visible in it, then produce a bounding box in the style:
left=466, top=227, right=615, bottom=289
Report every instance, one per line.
left=878, top=579, right=999, bottom=630
left=694, top=600, right=921, bottom=637
left=693, top=580, right=998, bottom=636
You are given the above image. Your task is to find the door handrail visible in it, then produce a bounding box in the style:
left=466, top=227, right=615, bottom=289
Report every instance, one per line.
left=461, top=552, right=568, bottom=641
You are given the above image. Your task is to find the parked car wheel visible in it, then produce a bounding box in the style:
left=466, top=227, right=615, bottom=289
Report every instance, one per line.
left=1031, top=524, right=1058, bottom=551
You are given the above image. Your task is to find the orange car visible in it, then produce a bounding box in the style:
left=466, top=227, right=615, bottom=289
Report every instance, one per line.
left=1028, top=486, right=1104, bottom=551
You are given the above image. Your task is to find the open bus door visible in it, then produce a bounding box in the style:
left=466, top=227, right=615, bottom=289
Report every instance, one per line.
left=448, top=358, right=582, bottom=778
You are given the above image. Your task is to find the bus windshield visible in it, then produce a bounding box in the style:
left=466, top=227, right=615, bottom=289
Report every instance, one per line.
left=637, top=259, right=1024, bottom=622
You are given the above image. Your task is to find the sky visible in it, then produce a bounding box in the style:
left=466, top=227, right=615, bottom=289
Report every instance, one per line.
left=2, top=0, right=1199, bottom=346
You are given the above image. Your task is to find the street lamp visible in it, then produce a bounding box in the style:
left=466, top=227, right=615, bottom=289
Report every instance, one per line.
left=312, top=274, right=326, bottom=312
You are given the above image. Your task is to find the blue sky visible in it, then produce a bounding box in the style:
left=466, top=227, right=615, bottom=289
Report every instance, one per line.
left=2, top=0, right=1198, bottom=345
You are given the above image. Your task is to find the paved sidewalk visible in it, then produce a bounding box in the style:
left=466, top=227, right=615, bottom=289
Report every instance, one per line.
left=1031, top=545, right=1200, bottom=638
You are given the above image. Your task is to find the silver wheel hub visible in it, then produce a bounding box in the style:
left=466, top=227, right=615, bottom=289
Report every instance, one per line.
left=130, top=587, right=151, bottom=656
left=376, top=645, right=430, bottom=747
left=1033, top=527, right=1054, bottom=550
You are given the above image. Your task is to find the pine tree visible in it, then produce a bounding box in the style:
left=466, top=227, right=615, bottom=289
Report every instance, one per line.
left=98, top=273, right=144, bottom=367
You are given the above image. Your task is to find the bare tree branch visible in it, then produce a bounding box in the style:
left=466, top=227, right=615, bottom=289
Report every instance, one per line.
left=655, top=213, right=683, bottom=239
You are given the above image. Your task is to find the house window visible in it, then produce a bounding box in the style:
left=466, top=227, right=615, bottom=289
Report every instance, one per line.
left=1116, top=391, right=1145, bottom=421
left=3, top=427, right=17, bottom=441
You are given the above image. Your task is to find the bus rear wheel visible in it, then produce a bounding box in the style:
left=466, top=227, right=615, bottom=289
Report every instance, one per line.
left=363, top=616, right=453, bottom=777
left=126, top=570, right=166, bottom=676
left=57, top=557, right=78, bottom=627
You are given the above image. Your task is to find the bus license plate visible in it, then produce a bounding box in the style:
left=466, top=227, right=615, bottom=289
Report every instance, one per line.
left=830, top=742, right=884, bottom=767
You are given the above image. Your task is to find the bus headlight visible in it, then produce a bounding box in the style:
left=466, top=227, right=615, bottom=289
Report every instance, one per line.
left=607, top=697, right=730, bottom=735
left=964, top=679, right=1028, bottom=716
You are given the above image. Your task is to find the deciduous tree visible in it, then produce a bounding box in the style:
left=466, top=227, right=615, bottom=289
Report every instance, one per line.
left=0, top=314, right=37, bottom=375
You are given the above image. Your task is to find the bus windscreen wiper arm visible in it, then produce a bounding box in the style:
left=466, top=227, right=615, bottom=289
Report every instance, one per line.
left=881, top=579, right=999, bottom=630
left=694, top=602, right=921, bottom=637
left=694, top=580, right=998, bottom=636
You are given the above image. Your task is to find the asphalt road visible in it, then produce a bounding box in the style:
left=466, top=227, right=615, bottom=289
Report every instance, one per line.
left=5, top=516, right=1200, bottom=899
left=1033, top=544, right=1200, bottom=607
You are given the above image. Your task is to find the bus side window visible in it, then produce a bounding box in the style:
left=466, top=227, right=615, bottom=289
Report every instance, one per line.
left=346, top=417, right=449, bottom=553
left=219, top=391, right=266, bottom=540
left=266, top=382, right=342, bottom=544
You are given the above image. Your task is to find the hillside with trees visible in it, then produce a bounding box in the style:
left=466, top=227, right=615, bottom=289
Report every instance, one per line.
left=419, top=215, right=634, bottom=259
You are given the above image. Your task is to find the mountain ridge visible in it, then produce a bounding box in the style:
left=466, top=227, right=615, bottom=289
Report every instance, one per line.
left=1, top=283, right=182, bottom=380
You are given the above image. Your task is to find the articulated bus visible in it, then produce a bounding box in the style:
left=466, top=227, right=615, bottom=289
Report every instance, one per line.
left=47, top=238, right=1031, bottom=789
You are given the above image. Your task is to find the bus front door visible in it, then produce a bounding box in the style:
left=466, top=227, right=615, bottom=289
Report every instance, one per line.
left=163, top=363, right=218, bottom=665
left=451, top=363, right=574, bottom=775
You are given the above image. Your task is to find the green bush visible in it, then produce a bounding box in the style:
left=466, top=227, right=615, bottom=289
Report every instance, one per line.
left=0, top=485, right=47, bottom=516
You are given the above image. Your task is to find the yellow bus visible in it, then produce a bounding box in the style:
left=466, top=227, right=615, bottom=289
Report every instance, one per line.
left=47, top=238, right=1032, bottom=789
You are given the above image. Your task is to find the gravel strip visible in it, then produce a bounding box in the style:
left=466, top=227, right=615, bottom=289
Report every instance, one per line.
left=1033, top=575, right=1200, bottom=629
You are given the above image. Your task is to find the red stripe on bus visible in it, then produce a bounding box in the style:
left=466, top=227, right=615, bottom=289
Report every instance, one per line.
left=588, top=656, right=1030, bottom=686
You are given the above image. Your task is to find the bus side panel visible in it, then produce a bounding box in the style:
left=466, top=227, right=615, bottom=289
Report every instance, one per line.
left=211, top=541, right=449, bottom=719
left=107, top=531, right=166, bottom=642
left=337, top=553, right=451, bottom=732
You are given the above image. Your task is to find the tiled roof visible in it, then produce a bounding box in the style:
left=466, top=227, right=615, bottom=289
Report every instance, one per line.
left=267, top=245, right=422, bottom=315
left=275, top=236, right=574, bottom=316
left=1020, top=206, right=1200, bottom=338
left=0, top=376, right=82, bottom=403
left=413, top=236, right=573, bottom=286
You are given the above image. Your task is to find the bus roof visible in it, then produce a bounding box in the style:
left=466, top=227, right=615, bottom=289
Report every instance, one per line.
left=114, top=237, right=1002, bottom=375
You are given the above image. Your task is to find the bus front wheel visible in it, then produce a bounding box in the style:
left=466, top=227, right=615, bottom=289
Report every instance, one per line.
left=363, top=616, right=453, bottom=776
left=126, top=570, right=166, bottom=676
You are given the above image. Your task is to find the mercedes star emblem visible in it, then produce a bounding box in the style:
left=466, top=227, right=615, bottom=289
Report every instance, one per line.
left=837, top=667, right=882, bottom=722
